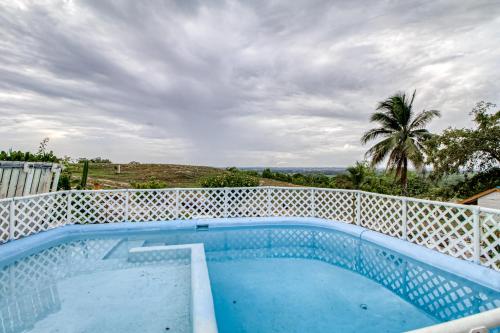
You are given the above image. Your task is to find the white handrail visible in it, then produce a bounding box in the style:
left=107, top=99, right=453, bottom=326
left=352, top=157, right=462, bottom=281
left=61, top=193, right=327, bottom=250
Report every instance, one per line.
left=406, top=307, right=500, bottom=333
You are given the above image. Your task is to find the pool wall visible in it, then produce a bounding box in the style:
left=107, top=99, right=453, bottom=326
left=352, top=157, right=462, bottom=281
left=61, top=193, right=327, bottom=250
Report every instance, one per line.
left=0, top=217, right=498, bottom=291
left=1, top=187, right=499, bottom=273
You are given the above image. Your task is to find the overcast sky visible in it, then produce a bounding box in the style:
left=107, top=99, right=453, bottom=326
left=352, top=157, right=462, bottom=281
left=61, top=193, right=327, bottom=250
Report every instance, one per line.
left=0, top=0, right=499, bottom=167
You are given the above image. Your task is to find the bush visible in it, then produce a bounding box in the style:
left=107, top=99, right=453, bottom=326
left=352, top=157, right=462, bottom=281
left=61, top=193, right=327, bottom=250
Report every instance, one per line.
left=0, top=149, right=59, bottom=162
left=57, top=174, right=72, bottom=190
left=132, top=178, right=168, bottom=189
left=201, top=173, right=259, bottom=188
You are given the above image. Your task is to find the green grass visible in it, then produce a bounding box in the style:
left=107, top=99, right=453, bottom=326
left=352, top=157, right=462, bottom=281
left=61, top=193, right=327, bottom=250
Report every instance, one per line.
left=66, top=163, right=296, bottom=189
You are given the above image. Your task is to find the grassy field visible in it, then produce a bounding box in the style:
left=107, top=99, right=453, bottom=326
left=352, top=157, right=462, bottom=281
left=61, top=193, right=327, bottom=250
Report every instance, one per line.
left=66, top=163, right=295, bottom=189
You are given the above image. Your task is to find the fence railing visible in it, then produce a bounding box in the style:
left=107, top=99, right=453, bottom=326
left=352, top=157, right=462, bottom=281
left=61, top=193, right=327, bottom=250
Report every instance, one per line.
left=0, top=187, right=498, bottom=271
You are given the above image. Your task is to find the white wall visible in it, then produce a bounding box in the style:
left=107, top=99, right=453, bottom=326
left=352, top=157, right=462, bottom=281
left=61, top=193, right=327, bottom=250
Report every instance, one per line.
left=478, top=191, right=500, bottom=209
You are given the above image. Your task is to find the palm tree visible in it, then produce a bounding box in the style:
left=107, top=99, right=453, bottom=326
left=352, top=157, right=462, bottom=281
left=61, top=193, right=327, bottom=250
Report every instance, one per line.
left=361, top=90, right=440, bottom=194
left=346, top=161, right=370, bottom=189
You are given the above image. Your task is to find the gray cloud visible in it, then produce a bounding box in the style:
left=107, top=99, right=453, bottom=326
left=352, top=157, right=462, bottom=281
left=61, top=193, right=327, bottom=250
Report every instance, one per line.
left=0, top=0, right=499, bottom=166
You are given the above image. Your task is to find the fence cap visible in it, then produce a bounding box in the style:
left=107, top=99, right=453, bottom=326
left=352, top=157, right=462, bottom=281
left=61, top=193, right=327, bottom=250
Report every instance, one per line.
left=0, top=161, right=60, bottom=169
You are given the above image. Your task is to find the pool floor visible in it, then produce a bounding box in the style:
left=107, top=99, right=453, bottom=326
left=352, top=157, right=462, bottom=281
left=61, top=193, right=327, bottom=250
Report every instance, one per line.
left=28, top=264, right=191, bottom=333
left=210, top=258, right=436, bottom=332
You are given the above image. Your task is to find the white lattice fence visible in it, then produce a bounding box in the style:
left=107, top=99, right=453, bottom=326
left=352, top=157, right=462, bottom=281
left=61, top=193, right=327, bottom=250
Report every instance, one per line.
left=71, top=190, right=127, bottom=224
left=406, top=200, right=474, bottom=261
left=314, top=189, right=355, bottom=223
left=178, top=188, right=225, bottom=219
left=0, top=200, right=9, bottom=243
left=360, top=192, right=404, bottom=238
left=480, top=209, right=500, bottom=271
left=128, top=189, right=177, bottom=222
left=269, top=187, right=312, bottom=217
left=0, top=187, right=498, bottom=271
left=225, top=187, right=268, bottom=217
left=13, top=193, right=67, bottom=239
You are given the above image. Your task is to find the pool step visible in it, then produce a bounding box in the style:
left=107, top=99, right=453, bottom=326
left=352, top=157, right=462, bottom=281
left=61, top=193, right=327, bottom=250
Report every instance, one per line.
left=128, top=245, right=191, bottom=263
left=103, top=239, right=146, bottom=260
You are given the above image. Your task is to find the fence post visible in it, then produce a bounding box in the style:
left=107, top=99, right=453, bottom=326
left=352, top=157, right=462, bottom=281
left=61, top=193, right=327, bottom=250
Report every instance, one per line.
left=66, top=191, right=72, bottom=225
left=355, top=192, right=361, bottom=226
left=50, top=165, right=61, bottom=192
left=22, top=163, right=34, bottom=196
left=267, top=187, right=272, bottom=217
left=223, top=188, right=228, bottom=218
left=9, top=199, right=15, bottom=240
left=401, top=198, right=407, bottom=240
left=473, top=206, right=480, bottom=264
left=175, top=189, right=180, bottom=220
left=124, top=189, right=130, bottom=222
left=310, top=188, right=315, bottom=217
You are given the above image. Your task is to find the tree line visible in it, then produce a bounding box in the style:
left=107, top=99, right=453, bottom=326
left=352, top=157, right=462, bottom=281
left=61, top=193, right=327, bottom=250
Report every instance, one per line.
left=257, top=94, right=499, bottom=200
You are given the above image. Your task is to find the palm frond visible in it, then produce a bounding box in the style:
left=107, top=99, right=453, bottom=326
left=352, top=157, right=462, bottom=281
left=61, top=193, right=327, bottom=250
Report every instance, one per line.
left=361, top=128, right=393, bottom=144
left=370, top=112, right=401, bottom=131
left=405, top=138, right=425, bottom=170
left=410, top=109, right=441, bottom=129
left=365, top=136, right=397, bottom=166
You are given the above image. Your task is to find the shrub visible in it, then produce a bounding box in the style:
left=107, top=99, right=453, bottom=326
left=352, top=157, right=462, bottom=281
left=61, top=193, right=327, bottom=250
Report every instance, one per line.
left=132, top=178, right=168, bottom=189
left=201, top=172, right=259, bottom=188
left=57, top=174, right=71, bottom=190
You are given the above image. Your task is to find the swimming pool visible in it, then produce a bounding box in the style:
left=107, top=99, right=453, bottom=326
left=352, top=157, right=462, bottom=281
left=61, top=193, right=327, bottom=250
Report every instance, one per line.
left=1, top=219, right=498, bottom=333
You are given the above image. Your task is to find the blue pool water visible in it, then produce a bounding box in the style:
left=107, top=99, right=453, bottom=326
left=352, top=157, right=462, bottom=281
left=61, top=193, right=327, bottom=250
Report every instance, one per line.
left=0, top=224, right=499, bottom=333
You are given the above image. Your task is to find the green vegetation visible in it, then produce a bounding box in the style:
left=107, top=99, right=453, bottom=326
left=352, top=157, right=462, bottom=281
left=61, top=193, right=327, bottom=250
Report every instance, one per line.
left=201, top=171, right=259, bottom=188
left=362, top=90, right=440, bottom=194
left=132, top=178, right=168, bottom=189
left=253, top=98, right=498, bottom=201
left=425, top=101, right=499, bottom=175
left=0, top=138, right=59, bottom=162
left=79, top=160, right=89, bottom=189
left=64, top=163, right=227, bottom=189
left=262, top=168, right=331, bottom=187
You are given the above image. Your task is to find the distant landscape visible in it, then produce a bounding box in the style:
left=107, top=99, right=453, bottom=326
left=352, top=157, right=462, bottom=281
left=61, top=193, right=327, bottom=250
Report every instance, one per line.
left=240, top=167, right=346, bottom=176
left=66, top=163, right=297, bottom=189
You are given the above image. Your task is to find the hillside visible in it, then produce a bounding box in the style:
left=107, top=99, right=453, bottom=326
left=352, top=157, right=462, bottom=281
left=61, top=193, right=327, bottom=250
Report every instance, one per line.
left=66, top=163, right=296, bottom=189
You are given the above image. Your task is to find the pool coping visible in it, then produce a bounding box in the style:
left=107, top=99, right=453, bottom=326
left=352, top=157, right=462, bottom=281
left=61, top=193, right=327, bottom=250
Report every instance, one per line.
left=0, top=217, right=498, bottom=291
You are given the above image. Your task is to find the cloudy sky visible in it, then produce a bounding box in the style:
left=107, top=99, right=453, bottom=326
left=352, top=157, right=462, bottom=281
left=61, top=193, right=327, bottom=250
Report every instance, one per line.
left=0, top=0, right=499, bottom=167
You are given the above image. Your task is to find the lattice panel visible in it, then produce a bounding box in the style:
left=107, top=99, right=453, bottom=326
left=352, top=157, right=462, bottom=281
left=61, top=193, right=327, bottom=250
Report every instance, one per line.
left=360, top=193, right=403, bottom=238
left=358, top=243, right=499, bottom=322
left=314, top=190, right=355, bottom=223
left=358, top=243, right=407, bottom=297
left=269, top=188, right=312, bottom=217
left=480, top=211, right=500, bottom=271
left=407, top=202, right=474, bottom=261
left=0, top=200, right=10, bottom=243
left=404, top=263, right=499, bottom=321
left=225, top=187, right=268, bottom=217
left=128, top=190, right=177, bottom=222
left=178, top=189, right=225, bottom=219
left=313, top=229, right=358, bottom=270
left=12, top=193, right=67, bottom=239
left=72, top=191, right=126, bottom=224
left=0, top=284, right=60, bottom=333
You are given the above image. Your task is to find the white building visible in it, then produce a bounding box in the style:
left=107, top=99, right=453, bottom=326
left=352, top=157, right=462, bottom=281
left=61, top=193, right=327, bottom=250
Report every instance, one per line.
left=460, top=187, right=500, bottom=209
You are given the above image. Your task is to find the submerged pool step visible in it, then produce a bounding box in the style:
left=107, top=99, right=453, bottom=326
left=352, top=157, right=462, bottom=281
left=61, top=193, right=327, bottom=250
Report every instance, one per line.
left=103, top=240, right=146, bottom=260
left=128, top=245, right=191, bottom=263
left=127, top=243, right=218, bottom=333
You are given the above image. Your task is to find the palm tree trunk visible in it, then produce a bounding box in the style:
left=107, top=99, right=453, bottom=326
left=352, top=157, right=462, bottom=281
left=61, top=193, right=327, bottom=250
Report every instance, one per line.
left=401, top=158, right=408, bottom=196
